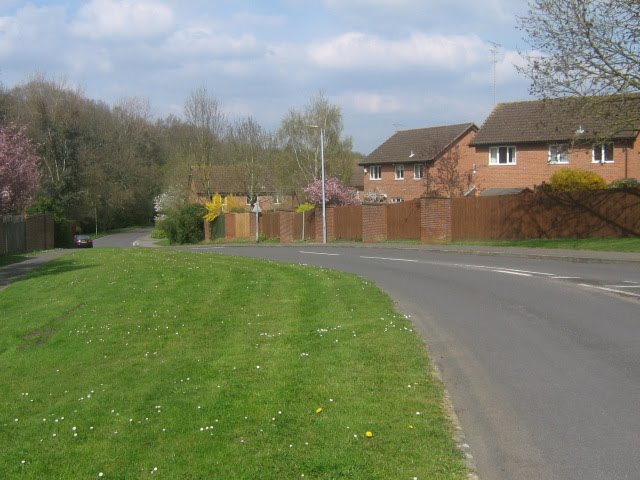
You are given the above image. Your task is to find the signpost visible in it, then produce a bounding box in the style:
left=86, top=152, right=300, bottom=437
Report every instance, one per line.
left=251, top=201, right=261, bottom=242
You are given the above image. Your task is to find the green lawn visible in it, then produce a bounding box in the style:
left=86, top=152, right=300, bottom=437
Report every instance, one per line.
left=452, top=237, right=640, bottom=252
left=0, top=249, right=466, bottom=479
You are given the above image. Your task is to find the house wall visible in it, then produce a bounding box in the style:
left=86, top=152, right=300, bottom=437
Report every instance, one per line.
left=363, top=129, right=478, bottom=202
left=469, top=138, right=640, bottom=191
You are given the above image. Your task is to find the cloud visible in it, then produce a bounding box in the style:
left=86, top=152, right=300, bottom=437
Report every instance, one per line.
left=163, top=26, right=263, bottom=60
left=232, top=12, right=287, bottom=29
left=71, top=0, right=174, bottom=40
left=308, top=31, right=486, bottom=70
left=345, top=92, right=414, bottom=114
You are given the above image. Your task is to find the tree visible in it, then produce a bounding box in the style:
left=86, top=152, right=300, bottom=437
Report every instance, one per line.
left=183, top=87, right=227, bottom=199
left=0, top=123, right=40, bottom=214
left=425, top=147, right=474, bottom=198
left=227, top=117, right=277, bottom=201
left=278, top=92, right=354, bottom=190
left=518, top=1, right=640, bottom=97
left=304, top=177, right=360, bottom=206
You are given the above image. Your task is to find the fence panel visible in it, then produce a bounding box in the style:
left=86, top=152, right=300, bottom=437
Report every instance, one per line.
left=452, top=190, right=640, bottom=240
left=260, top=211, right=281, bottom=239
left=333, top=205, right=362, bottom=241
left=387, top=199, right=421, bottom=240
left=1, top=215, right=26, bottom=255
left=293, top=210, right=315, bottom=241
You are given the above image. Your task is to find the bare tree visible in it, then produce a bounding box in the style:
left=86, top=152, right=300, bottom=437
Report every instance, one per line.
left=183, top=86, right=227, bottom=199
left=518, top=0, right=640, bottom=97
left=425, top=147, right=473, bottom=198
left=227, top=117, right=277, bottom=201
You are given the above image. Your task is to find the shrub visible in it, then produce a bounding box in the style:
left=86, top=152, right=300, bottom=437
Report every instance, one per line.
left=550, top=168, right=607, bottom=191
left=607, top=178, right=640, bottom=189
left=163, top=203, right=206, bottom=244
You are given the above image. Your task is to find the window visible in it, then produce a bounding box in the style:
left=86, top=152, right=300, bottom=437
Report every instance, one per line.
left=549, top=144, right=569, bottom=164
left=391, top=197, right=404, bottom=203
left=369, top=165, right=381, bottom=180
left=271, top=193, right=281, bottom=205
left=489, top=146, right=516, bottom=165
left=414, top=164, right=424, bottom=179
left=246, top=195, right=257, bottom=206
left=395, top=164, right=405, bottom=180
left=593, top=143, right=614, bottom=163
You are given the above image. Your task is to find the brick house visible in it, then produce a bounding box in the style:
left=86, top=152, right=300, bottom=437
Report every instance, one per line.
left=359, top=123, right=479, bottom=202
left=468, top=95, right=640, bottom=191
left=188, top=165, right=299, bottom=211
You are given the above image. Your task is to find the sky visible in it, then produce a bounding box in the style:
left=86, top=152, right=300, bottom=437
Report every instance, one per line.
left=0, top=0, right=535, bottom=154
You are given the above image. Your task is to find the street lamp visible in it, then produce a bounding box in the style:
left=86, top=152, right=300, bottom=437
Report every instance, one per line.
left=307, top=124, right=327, bottom=244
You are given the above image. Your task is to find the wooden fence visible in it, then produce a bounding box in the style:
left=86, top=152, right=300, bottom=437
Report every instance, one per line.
left=211, top=189, right=640, bottom=244
left=333, top=205, right=362, bottom=241
left=260, top=211, right=281, bottom=239
left=1, top=213, right=55, bottom=255
left=451, top=190, right=640, bottom=240
left=387, top=199, right=421, bottom=240
left=292, top=210, right=315, bottom=241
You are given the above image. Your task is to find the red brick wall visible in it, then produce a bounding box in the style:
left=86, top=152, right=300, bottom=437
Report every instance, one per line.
left=362, top=204, right=387, bottom=242
left=315, top=207, right=336, bottom=242
left=420, top=197, right=452, bottom=243
left=466, top=138, right=640, bottom=191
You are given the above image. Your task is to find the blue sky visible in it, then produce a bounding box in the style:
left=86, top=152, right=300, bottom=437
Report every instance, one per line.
left=0, top=0, right=534, bottom=154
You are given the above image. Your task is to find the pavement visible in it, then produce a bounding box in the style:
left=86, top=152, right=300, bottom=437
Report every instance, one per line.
left=2, top=233, right=639, bottom=291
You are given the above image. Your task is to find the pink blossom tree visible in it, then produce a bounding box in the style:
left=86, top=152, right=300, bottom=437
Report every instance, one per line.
left=304, top=176, right=360, bottom=206
left=0, top=124, right=40, bottom=214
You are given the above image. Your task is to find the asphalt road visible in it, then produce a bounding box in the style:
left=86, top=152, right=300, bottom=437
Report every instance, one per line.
left=97, top=232, right=640, bottom=479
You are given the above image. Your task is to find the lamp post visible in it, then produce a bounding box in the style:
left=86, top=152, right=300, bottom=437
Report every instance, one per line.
left=307, top=125, right=327, bottom=244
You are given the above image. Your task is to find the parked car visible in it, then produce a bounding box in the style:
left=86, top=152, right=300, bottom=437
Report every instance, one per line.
left=73, top=234, right=93, bottom=248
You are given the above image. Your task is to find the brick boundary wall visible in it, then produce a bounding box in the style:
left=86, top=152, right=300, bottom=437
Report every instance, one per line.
left=420, top=197, right=452, bottom=243
left=362, top=204, right=387, bottom=242
left=314, top=207, right=336, bottom=242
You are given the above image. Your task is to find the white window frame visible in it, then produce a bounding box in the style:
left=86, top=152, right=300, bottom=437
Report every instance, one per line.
left=391, top=197, right=404, bottom=203
left=271, top=193, right=281, bottom=205
left=593, top=143, right=614, bottom=163
left=369, top=165, right=381, bottom=180
left=395, top=164, right=405, bottom=180
left=414, top=164, right=424, bottom=180
left=549, top=144, right=569, bottom=164
left=489, top=146, right=516, bottom=165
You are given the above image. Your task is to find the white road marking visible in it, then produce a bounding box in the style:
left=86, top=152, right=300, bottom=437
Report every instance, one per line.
left=604, top=285, right=640, bottom=289
left=360, top=255, right=419, bottom=263
left=578, top=283, right=640, bottom=298
left=491, top=270, right=532, bottom=277
left=300, top=251, right=341, bottom=256
left=552, top=276, right=582, bottom=280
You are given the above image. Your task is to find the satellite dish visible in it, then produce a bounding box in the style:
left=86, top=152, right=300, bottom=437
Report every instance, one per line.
left=409, top=150, right=415, bottom=158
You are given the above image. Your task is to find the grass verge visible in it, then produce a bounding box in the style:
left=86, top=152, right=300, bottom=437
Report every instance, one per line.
left=0, top=249, right=466, bottom=479
left=452, top=236, right=640, bottom=252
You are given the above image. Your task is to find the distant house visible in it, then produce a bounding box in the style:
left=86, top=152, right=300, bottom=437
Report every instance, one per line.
left=188, top=165, right=299, bottom=211
left=359, top=123, right=479, bottom=202
left=469, top=95, right=640, bottom=190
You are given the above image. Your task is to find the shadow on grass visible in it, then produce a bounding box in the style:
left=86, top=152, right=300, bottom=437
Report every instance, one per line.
left=0, top=255, right=94, bottom=290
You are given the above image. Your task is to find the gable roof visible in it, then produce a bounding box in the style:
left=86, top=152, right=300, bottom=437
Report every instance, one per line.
left=470, top=94, right=640, bottom=147
left=361, top=123, right=478, bottom=165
